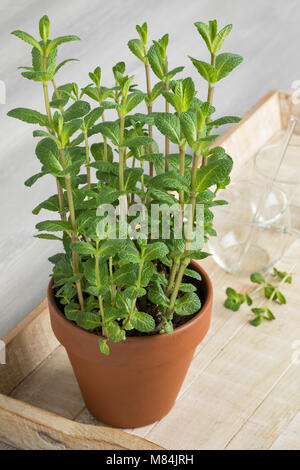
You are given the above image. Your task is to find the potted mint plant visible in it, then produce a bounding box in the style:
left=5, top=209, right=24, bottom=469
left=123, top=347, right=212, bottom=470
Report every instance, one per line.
left=8, top=16, right=242, bottom=428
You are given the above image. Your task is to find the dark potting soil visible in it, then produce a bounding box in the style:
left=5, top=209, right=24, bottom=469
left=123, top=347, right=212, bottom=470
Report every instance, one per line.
left=55, top=263, right=206, bottom=337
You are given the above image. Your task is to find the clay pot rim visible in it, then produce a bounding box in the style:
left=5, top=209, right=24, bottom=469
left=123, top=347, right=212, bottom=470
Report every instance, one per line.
left=47, top=259, right=213, bottom=343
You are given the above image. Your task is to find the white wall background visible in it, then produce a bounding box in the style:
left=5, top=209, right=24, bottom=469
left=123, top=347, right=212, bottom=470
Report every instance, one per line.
left=0, top=0, right=299, bottom=335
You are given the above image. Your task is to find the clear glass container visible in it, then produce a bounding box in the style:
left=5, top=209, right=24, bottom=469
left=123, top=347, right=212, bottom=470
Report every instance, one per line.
left=207, top=180, right=291, bottom=275
left=254, top=142, right=300, bottom=204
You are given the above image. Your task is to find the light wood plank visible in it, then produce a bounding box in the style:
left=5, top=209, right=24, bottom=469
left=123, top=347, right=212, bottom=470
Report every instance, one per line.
left=0, top=299, right=59, bottom=396
left=0, top=395, right=163, bottom=450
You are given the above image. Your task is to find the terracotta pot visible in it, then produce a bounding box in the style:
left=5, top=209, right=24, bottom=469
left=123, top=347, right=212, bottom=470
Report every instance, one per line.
left=48, top=260, right=213, bottom=428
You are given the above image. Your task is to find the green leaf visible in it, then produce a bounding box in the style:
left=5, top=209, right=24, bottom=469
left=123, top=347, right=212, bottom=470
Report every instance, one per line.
left=208, top=116, right=241, bottom=128
left=130, top=310, right=155, bottom=332
left=39, top=15, right=50, bottom=41
left=224, top=297, right=241, bottom=311
left=84, top=107, right=104, bottom=129
left=63, top=100, right=91, bottom=122
left=97, top=186, right=123, bottom=204
left=55, top=58, right=79, bottom=75
left=35, top=220, right=72, bottom=233
left=112, top=264, right=138, bottom=286
left=194, top=22, right=212, bottom=52
left=150, top=81, right=165, bottom=102
left=148, top=283, right=169, bottom=306
left=189, top=57, right=217, bottom=84
left=179, top=283, right=197, bottom=292
left=184, top=268, right=201, bottom=281
left=125, top=91, right=146, bottom=113
left=21, top=70, right=52, bottom=82
left=276, top=290, right=286, bottom=305
left=71, top=241, right=95, bottom=256
left=189, top=251, right=211, bottom=260
left=246, top=294, right=253, bottom=306
left=124, top=286, right=146, bottom=300
left=91, top=142, right=113, bottom=162
left=175, top=292, right=201, bottom=316
left=140, top=153, right=164, bottom=175
left=24, top=172, right=46, bottom=187
left=164, top=66, right=184, bottom=81
left=98, top=339, right=110, bottom=355
left=34, top=233, right=62, bottom=241
left=162, top=91, right=181, bottom=113
left=124, top=168, right=143, bottom=190
left=147, top=45, right=164, bottom=79
left=75, top=312, right=101, bottom=330
left=128, top=38, right=145, bottom=62
left=250, top=272, right=265, bottom=284
left=164, top=321, right=174, bottom=335
left=61, top=119, right=82, bottom=146
left=32, top=195, right=60, bottom=215
left=266, top=309, right=276, bottom=320
left=195, top=154, right=233, bottom=192
left=11, top=30, right=43, bottom=53
left=148, top=188, right=177, bottom=205
left=98, top=239, right=125, bottom=258
left=136, top=23, right=148, bottom=45
left=180, top=111, right=197, bottom=146
left=35, top=138, right=63, bottom=175
left=174, top=77, right=195, bottom=112
left=140, top=261, right=154, bottom=287
left=215, top=53, right=243, bottom=81
left=154, top=112, right=180, bottom=144
left=46, top=35, right=80, bottom=55
left=149, top=171, right=189, bottom=192
left=7, top=108, right=48, bottom=126
left=250, top=316, right=264, bottom=327
left=106, top=322, right=126, bottom=342
left=97, top=121, right=120, bottom=146
left=142, top=242, right=169, bottom=261
left=119, top=240, right=141, bottom=264
left=211, top=24, right=232, bottom=54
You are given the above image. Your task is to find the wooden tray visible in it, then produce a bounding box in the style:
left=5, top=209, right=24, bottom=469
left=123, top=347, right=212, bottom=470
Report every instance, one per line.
left=1, top=90, right=300, bottom=450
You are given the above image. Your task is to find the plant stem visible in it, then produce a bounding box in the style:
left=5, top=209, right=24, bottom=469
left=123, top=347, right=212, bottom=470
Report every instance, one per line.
left=118, top=115, right=126, bottom=225
left=82, top=123, right=91, bottom=189
left=97, top=87, right=108, bottom=162
left=164, top=81, right=170, bottom=171
left=166, top=258, right=179, bottom=296
left=160, top=150, right=202, bottom=328
left=95, top=241, right=107, bottom=337
left=42, top=58, right=66, bottom=221
left=109, top=256, right=115, bottom=306
left=144, top=59, right=154, bottom=176
left=59, top=147, right=85, bottom=311
left=179, top=144, right=185, bottom=210
left=123, top=260, right=144, bottom=329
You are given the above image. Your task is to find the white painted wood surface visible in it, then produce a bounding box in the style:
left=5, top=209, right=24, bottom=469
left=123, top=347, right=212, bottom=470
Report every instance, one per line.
left=1, top=0, right=300, bottom=451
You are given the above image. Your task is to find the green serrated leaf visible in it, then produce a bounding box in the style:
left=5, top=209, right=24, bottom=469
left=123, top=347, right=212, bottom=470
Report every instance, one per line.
left=7, top=108, right=48, bottom=126
left=98, top=338, right=110, bottom=355
left=130, top=310, right=155, bottom=332
left=154, top=112, right=180, bottom=144
left=175, top=292, right=201, bottom=316
left=36, top=219, right=72, bottom=233
left=11, top=30, right=43, bottom=53
left=63, top=100, right=91, bottom=122
left=215, top=53, right=243, bottom=81
left=46, top=35, right=80, bottom=55
left=142, top=242, right=169, bottom=261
